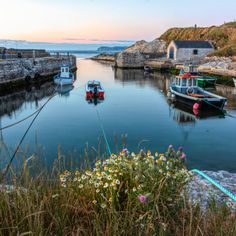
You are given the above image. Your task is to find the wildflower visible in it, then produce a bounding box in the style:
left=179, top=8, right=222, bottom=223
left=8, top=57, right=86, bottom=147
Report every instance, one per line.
left=92, top=200, right=97, bottom=205
left=122, top=148, right=128, bottom=153
left=94, top=183, right=99, bottom=188
left=178, top=146, right=183, bottom=151
left=181, top=153, right=186, bottom=159
left=103, top=183, right=109, bottom=188
left=107, top=175, right=112, bottom=180
left=115, top=179, right=120, bottom=185
left=85, top=171, right=92, bottom=176
left=155, top=152, right=158, bottom=157
left=79, top=184, right=83, bottom=189
left=81, top=175, right=87, bottom=180
left=109, top=197, right=112, bottom=203
left=133, top=187, right=137, bottom=192
left=138, top=195, right=147, bottom=204
left=168, top=145, right=173, bottom=149
left=160, top=156, right=167, bottom=162
left=52, top=194, right=59, bottom=199
left=101, top=203, right=107, bottom=209
left=96, top=189, right=100, bottom=193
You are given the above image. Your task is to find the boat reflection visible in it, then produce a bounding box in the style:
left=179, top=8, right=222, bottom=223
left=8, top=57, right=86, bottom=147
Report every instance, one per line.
left=86, top=97, right=104, bottom=106
left=169, top=102, right=225, bottom=122
left=55, top=84, right=74, bottom=97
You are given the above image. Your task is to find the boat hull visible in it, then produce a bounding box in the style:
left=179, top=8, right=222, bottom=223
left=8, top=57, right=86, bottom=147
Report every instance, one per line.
left=53, top=74, right=74, bottom=85
left=169, top=87, right=226, bottom=111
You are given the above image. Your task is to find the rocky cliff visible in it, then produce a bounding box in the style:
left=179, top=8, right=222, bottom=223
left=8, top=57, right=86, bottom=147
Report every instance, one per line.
left=160, top=21, right=236, bottom=57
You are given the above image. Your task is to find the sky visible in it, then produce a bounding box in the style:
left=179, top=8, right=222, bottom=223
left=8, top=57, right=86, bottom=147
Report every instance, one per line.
left=0, top=0, right=236, bottom=48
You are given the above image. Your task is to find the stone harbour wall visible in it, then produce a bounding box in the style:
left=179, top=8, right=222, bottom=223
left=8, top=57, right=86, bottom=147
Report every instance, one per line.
left=0, top=56, right=77, bottom=84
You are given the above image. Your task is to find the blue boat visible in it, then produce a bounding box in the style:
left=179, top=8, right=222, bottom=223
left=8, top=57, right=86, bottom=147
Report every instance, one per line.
left=169, top=72, right=227, bottom=111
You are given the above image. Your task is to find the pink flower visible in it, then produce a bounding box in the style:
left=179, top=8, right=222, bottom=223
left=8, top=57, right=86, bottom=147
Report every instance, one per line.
left=122, top=148, right=128, bottom=153
left=178, top=146, right=183, bottom=151
left=138, top=195, right=147, bottom=204
left=168, top=145, right=173, bottom=149
left=181, top=153, right=186, bottom=159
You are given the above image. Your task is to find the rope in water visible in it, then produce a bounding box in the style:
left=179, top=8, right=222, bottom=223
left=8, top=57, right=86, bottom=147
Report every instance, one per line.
left=95, top=108, right=112, bottom=156
left=191, top=169, right=236, bottom=203
left=0, top=95, right=56, bottom=181
left=201, top=99, right=236, bottom=120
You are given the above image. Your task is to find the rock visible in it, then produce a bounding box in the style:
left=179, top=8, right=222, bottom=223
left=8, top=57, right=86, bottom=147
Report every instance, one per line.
left=115, top=39, right=166, bottom=68
left=91, top=53, right=115, bottom=62
left=198, top=56, right=236, bottom=76
left=115, top=51, right=146, bottom=68
left=125, top=39, right=166, bottom=57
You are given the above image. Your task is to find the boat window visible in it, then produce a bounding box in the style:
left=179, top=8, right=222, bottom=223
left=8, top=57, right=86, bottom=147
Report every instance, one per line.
left=193, top=49, right=198, bottom=55
left=182, top=78, right=187, bottom=86
left=192, top=79, right=197, bottom=86
left=187, top=79, right=191, bottom=86
left=61, top=68, right=64, bottom=72
left=65, top=68, right=69, bottom=72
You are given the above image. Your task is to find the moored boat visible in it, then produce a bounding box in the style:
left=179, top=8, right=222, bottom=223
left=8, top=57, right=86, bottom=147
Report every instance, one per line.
left=53, top=65, right=75, bottom=85
left=168, top=72, right=227, bottom=111
left=144, top=65, right=153, bottom=73
left=197, top=76, right=217, bottom=88
left=85, top=80, right=105, bottom=98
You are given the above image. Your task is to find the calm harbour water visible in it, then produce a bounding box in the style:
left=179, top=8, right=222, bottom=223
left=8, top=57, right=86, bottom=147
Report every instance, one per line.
left=1, top=57, right=236, bottom=172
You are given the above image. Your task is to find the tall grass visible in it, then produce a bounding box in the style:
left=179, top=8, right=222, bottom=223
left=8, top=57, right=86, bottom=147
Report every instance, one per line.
left=0, top=146, right=236, bottom=235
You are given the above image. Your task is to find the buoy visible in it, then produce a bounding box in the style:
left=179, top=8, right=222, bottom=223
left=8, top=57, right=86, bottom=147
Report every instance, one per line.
left=193, top=103, right=200, bottom=110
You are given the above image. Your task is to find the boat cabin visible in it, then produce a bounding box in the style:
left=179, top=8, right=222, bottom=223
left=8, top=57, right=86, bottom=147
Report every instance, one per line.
left=173, top=74, right=198, bottom=94
left=60, top=65, right=70, bottom=78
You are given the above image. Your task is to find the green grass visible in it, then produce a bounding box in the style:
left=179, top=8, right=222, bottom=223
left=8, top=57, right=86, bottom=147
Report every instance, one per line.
left=0, top=147, right=236, bottom=235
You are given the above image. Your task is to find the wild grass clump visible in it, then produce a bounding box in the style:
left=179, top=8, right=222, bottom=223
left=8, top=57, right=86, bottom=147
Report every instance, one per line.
left=0, top=146, right=236, bottom=235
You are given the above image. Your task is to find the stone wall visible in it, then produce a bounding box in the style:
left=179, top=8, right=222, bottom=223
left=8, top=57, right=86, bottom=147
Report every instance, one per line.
left=176, top=48, right=214, bottom=62
left=0, top=56, right=76, bottom=84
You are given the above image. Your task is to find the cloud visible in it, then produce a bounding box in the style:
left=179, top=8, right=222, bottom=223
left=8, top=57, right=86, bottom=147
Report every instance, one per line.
left=63, top=38, right=135, bottom=43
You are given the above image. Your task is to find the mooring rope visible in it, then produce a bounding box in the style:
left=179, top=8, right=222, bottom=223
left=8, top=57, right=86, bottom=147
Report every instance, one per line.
left=191, top=169, right=236, bottom=203
left=95, top=108, right=112, bottom=156
left=0, top=95, right=55, bottom=181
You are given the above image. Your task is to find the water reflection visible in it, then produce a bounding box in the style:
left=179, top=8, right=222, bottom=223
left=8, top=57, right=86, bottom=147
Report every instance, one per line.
left=86, top=97, right=104, bottom=106
left=0, top=82, right=55, bottom=118
left=55, top=84, right=74, bottom=97
left=0, top=59, right=236, bottom=172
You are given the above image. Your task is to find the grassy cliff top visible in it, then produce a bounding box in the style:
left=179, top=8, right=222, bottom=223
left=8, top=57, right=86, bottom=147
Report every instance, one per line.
left=160, top=22, right=236, bottom=56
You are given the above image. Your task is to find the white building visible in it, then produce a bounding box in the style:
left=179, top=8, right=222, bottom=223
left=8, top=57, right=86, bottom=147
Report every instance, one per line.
left=167, top=40, right=215, bottom=61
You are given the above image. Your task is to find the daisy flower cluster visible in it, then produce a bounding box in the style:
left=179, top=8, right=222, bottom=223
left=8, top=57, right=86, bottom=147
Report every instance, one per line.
left=59, top=145, right=190, bottom=209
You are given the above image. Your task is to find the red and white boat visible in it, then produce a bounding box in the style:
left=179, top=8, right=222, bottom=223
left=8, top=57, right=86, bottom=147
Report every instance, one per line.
left=85, top=80, right=105, bottom=98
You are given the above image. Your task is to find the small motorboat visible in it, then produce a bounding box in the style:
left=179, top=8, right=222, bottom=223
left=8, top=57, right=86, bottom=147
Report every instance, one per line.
left=85, top=80, right=105, bottom=98
left=168, top=72, right=227, bottom=111
left=144, top=65, right=153, bottom=73
left=53, top=65, right=75, bottom=86
left=233, top=78, right=236, bottom=87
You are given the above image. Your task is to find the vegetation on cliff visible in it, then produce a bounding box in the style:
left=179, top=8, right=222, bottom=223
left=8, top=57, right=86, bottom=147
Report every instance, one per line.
left=160, top=21, right=236, bottom=57
left=0, top=147, right=236, bottom=235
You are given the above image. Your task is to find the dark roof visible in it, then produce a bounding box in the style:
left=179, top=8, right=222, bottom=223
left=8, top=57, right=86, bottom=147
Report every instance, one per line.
left=173, top=40, right=214, bottom=49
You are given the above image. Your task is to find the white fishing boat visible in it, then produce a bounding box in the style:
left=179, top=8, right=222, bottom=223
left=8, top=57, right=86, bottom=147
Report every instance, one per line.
left=53, top=65, right=74, bottom=85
